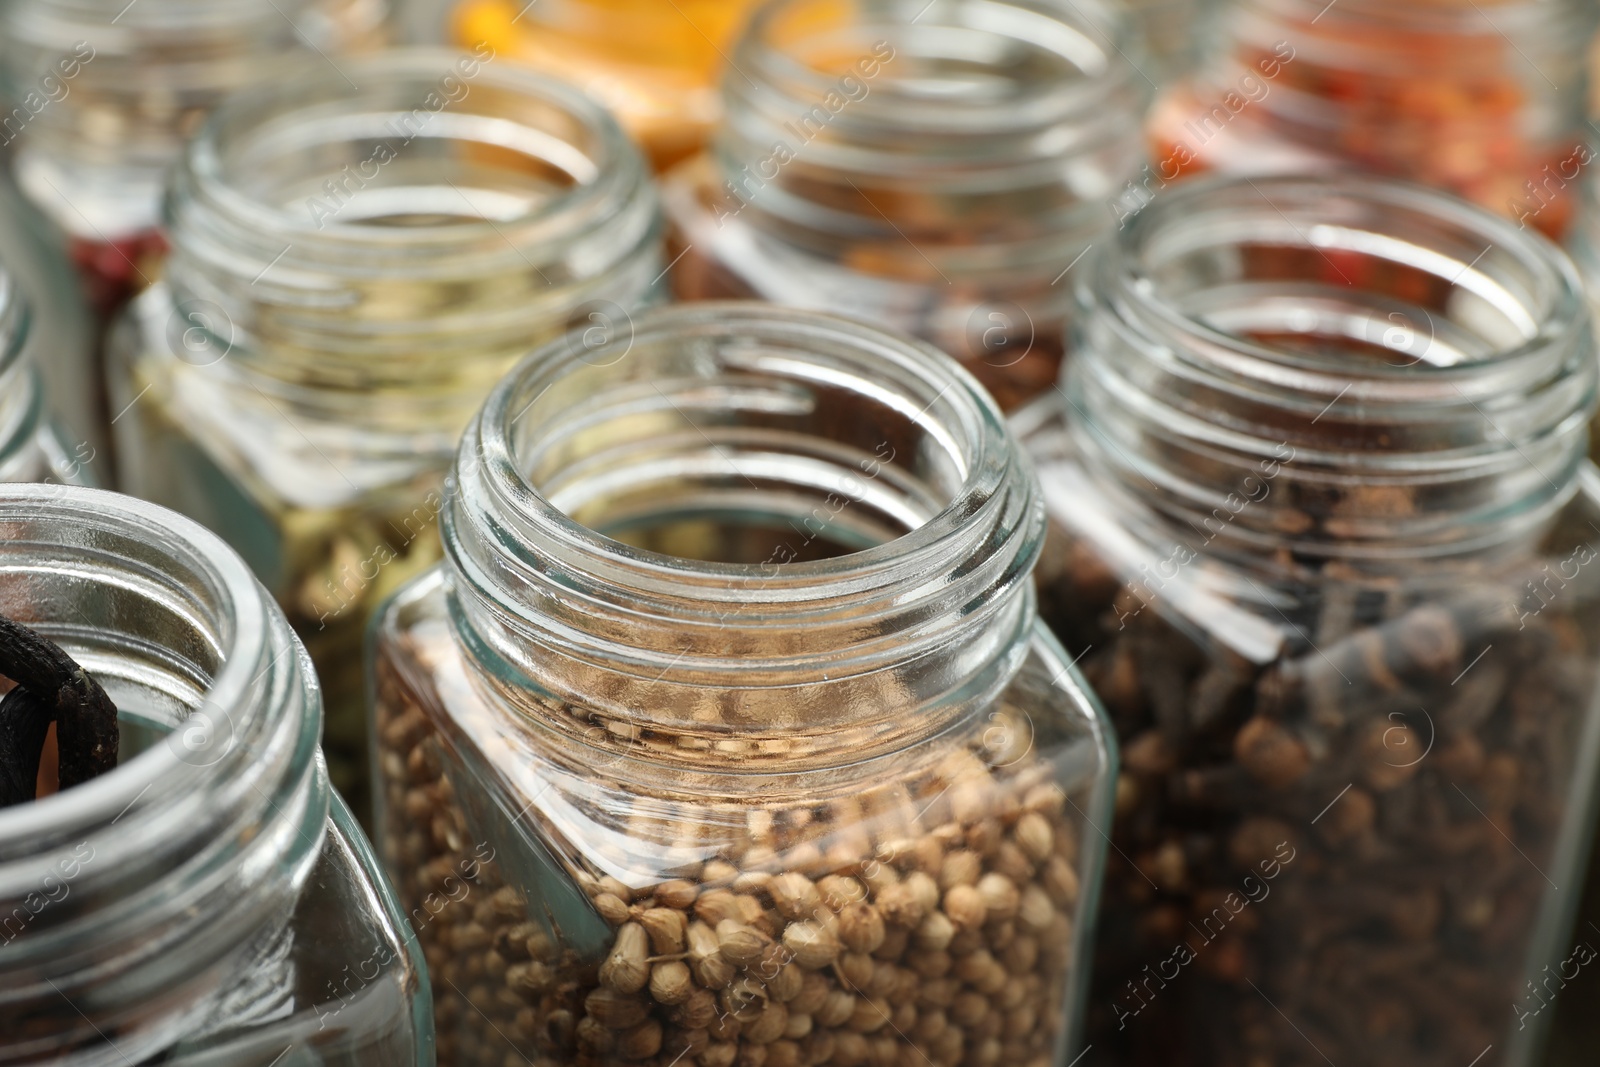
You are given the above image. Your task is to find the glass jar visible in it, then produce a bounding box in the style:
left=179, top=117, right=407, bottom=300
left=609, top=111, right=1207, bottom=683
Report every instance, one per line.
left=1016, top=174, right=1600, bottom=1067
left=0, top=260, right=95, bottom=485
left=1141, top=0, right=1597, bottom=239
left=0, top=483, right=430, bottom=1065
left=0, top=0, right=388, bottom=452
left=369, top=304, right=1116, bottom=1067
left=662, top=0, right=1150, bottom=413
left=451, top=0, right=761, bottom=171
left=109, top=49, right=664, bottom=817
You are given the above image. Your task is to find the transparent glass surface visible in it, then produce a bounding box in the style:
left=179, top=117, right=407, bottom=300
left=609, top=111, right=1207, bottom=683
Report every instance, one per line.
left=1019, top=174, right=1600, bottom=1067
left=369, top=305, right=1116, bottom=1067
left=109, top=50, right=663, bottom=817
left=0, top=485, right=431, bottom=1065
left=0, top=263, right=95, bottom=485
left=1142, top=0, right=1597, bottom=238
left=662, top=0, right=1150, bottom=413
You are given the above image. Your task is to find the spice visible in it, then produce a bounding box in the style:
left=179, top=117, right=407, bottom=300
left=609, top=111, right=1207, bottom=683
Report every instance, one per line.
left=375, top=630, right=1088, bottom=1067
left=0, top=612, right=118, bottom=805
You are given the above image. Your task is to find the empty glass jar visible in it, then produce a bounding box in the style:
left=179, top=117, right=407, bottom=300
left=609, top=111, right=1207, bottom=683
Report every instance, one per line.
left=1017, top=174, right=1600, bottom=1067
left=0, top=261, right=94, bottom=485
left=0, top=484, right=430, bottom=1065
left=663, top=0, right=1150, bottom=412
left=451, top=0, right=761, bottom=170
left=109, top=50, right=664, bottom=815
left=1142, top=0, right=1597, bottom=237
left=369, top=304, right=1116, bottom=1067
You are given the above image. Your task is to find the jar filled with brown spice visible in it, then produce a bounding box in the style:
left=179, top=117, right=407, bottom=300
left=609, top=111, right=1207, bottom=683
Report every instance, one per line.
left=369, top=304, right=1116, bottom=1067
left=1018, top=173, right=1600, bottom=1067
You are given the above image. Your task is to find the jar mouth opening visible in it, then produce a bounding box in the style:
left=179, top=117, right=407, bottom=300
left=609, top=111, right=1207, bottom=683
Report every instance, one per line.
left=1105, top=174, right=1588, bottom=410
left=0, top=487, right=270, bottom=851
left=185, top=49, right=637, bottom=250
left=734, top=0, right=1140, bottom=134
left=465, top=303, right=1017, bottom=594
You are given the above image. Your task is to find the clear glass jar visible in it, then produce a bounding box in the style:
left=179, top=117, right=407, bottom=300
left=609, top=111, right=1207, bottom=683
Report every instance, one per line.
left=451, top=0, right=761, bottom=171
left=109, top=49, right=664, bottom=817
left=0, top=0, right=387, bottom=310
left=0, top=260, right=95, bottom=485
left=662, top=0, right=1150, bottom=413
left=1142, top=0, right=1598, bottom=238
left=370, top=304, right=1116, bottom=1067
left=0, top=483, right=431, bottom=1065
left=1016, top=174, right=1600, bottom=1067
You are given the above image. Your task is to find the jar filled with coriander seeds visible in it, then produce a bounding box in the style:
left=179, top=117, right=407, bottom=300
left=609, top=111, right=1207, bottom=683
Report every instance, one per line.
left=1017, top=174, right=1600, bottom=1067
left=0, top=484, right=430, bottom=1065
left=109, top=49, right=665, bottom=815
left=370, top=304, right=1116, bottom=1067
left=0, top=262, right=93, bottom=486
left=663, top=0, right=1151, bottom=412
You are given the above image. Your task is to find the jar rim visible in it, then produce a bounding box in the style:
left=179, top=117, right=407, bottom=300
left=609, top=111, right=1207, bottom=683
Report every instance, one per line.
left=1103, top=173, right=1591, bottom=408
left=182, top=48, right=641, bottom=248
left=0, top=485, right=273, bottom=846
left=733, top=0, right=1144, bottom=135
left=460, top=302, right=1024, bottom=592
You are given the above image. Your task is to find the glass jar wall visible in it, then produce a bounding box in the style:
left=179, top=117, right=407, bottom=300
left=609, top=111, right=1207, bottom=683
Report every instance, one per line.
left=1141, top=0, right=1597, bottom=238
left=0, top=262, right=94, bottom=485
left=109, top=49, right=664, bottom=816
left=0, top=0, right=389, bottom=453
left=1017, top=174, right=1600, bottom=1067
left=663, top=0, right=1150, bottom=412
left=451, top=0, right=761, bottom=170
left=369, top=305, right=1116, bottom=1067
left=0, top=484, right=430, bottom=1065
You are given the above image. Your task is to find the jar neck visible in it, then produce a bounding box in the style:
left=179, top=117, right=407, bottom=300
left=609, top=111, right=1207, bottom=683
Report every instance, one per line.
left=708, top=0, right=1148, bottom=283
left=157, top=48, right=661, bottom=437
left=1066, top=175, right=1596, bottom=573
left=1208, top=0, right=1592, bottom=145
left=0, top=486, right=326, bottom=1061
left=442, top=304, right=1045, bottom=774
left=0, top=0, right=385, bottom=236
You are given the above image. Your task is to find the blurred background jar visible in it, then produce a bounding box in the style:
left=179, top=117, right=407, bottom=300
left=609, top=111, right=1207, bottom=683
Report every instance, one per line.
left=370, top=304, right=1116, bottom=1067
left=0, top=259, right=96, bottom=484
left=1126, top=0, right=1213, bottom=86
left=663, top=0, right=1150, bottom=412
left=0, top=484, right=430, bottom=1065
left=0, top=0, right=388, bottom=442
left=1144, top=0, right=1597, bottom=238
left=1016, top=175, right=1600, bottom=1067
left=108, top=50, right=663, bottom=818
left=452, top=0, right=761, bottom=170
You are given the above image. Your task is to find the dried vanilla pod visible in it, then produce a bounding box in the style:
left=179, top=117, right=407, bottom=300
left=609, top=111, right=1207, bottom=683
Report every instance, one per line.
left=0, top=612, right=119, bottom=805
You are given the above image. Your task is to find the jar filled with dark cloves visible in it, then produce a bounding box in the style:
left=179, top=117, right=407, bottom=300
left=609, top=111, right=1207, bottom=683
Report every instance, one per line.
left=0, top=262, right=94, bottom=485
left=1017, top=174, right=1600, bottom=1067
left=109, top=50, right=664, bottom=815
left=0, top=484, right=431, bottom=1064
left=662, top=0, right=1150, bottom=412
left=369, top=304, right=1116, bottom=1067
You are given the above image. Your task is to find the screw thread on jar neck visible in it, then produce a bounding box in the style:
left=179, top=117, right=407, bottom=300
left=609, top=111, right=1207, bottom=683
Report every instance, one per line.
left=158, top=49, right=661, bottom=425
left=0, top=267, right=45, bottom=478
left=1211, top=0, right=1593, bottom=149
left=0, top=0, right=386, bottom=235
left=0, top=485, right=324, bottom=1061
left=709, top=0, right=1148, bottom=280
left=1065, top=175, right=1597, bottom=570
left=443, top=304, right=1045, bottom=772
